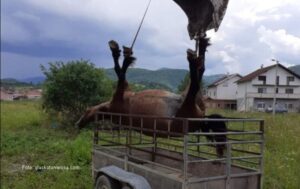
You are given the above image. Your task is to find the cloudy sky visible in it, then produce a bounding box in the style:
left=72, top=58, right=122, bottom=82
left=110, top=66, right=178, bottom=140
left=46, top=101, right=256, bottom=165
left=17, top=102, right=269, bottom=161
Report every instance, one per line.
left=1, top=0, right=300, bottom=79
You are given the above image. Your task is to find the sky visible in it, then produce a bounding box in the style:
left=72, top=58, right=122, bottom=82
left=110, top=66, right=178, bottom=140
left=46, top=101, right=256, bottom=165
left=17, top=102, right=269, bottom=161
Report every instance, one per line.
left=1, top=0, right=300, bottom=79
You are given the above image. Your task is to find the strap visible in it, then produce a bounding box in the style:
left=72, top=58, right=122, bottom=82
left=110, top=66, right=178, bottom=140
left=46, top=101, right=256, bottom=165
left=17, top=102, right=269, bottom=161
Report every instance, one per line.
left=130, top=0, right=152, bottom=49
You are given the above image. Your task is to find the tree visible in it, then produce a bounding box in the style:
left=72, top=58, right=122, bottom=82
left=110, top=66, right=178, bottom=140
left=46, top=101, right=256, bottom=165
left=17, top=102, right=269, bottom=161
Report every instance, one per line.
left=177, top=73, right=190, bottom=93
left=41, top=60, right=113, bottom=125
left=177, top=73, right=205, bottom=93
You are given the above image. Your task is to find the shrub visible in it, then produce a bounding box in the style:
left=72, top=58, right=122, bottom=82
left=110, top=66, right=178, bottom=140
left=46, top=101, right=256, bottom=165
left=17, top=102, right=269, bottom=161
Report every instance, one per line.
left=41, top=60, right=113, bottom=125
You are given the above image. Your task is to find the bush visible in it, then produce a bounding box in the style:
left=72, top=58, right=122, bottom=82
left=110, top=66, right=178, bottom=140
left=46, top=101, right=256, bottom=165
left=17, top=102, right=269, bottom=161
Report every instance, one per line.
left=41, top=60, right=113, bottom=125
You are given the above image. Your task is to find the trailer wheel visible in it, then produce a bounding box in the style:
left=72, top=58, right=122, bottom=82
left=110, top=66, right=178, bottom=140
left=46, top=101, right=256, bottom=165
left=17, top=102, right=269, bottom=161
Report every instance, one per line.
left=122, top=186, right=132, bottom=189
left=95, top=175, right=120, bottom=189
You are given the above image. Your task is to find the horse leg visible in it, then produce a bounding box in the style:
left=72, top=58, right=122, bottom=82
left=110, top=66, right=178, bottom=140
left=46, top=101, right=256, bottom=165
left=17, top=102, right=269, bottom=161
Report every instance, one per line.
left=196, top=36, right=210, bottom=111
left=108, top=40, right=122, bottom=79
left=205, top=114, right=227, bottom=157
left=121, top=46, right=136, bottom=81
left=185, top=49, right=201, bottom=104
left=184, top=36, right=210, bottom=104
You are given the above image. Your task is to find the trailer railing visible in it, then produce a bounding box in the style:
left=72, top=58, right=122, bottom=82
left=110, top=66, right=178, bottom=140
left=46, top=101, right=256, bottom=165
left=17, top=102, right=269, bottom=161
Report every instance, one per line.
left=93, top=111, right=264, bottom=189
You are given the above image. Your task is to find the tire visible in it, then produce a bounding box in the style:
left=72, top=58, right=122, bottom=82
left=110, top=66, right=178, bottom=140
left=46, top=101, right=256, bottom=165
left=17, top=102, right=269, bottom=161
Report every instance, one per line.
left=95, top=175, right=120, bottom=189
left=122, top=186, right=132, bottom=189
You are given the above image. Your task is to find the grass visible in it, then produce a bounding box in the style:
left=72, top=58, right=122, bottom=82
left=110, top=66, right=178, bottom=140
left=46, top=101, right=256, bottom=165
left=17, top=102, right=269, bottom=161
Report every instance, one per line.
left=1, top=101, right=300, bottom=189
left=208, top=109, right=300, bottom=189
left=1, top=101, right=93, bottom=189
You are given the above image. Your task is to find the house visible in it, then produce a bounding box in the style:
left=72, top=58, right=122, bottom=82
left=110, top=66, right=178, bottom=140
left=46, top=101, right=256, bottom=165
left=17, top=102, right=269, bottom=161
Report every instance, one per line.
left=0, top=90, right=14, bottom=101
left=205, top=74, right=242, bottom=109
left=236, top=64, right=300, bottom=112
left=26, top=89, right=42, bottom=100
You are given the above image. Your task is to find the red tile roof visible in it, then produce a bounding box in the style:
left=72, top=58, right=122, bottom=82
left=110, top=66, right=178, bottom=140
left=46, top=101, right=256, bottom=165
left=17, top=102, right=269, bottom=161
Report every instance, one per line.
left=237, top=64, right=300, bottom=83
left=208, top=74, right=242, bottom=88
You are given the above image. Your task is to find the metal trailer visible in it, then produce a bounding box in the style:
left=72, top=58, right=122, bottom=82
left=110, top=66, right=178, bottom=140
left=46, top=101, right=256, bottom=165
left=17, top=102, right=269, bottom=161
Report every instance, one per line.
left=92, top=112, right=264, bottom=189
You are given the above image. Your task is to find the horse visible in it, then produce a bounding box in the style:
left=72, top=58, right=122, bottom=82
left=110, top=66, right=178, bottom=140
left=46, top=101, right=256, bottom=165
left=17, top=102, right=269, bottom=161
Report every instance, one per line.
left=77, top=38, right=227, bottom=157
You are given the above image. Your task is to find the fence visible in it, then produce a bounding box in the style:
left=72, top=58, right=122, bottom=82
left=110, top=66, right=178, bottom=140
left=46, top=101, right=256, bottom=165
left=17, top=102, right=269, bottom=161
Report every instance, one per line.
left=93, top=112, right=264, bottom=189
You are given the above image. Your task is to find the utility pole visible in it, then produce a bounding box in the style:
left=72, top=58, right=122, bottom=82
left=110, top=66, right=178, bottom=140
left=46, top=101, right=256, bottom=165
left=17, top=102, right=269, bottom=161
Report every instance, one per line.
left=271, top=59, right=279, bottom=115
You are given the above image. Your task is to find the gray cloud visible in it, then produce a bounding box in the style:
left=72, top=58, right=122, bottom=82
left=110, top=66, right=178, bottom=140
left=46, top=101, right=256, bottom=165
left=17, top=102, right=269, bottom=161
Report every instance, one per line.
left=1, top=0, right=299, bottom=78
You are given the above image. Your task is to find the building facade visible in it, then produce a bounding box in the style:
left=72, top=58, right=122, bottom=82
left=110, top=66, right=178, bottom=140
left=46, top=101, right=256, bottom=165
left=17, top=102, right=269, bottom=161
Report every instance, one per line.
left=236, top=64, right=300, bottom=112
left=206, top=74, right=242, bottom=109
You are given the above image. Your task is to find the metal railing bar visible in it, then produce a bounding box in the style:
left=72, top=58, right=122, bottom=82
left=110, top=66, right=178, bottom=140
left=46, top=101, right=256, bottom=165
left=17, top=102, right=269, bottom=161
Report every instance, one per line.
left=98, top=125, right=184, bottom=137
left=126, top=154, right=182, bottom=173
left=188, top=140, right=263, bottom=146
left=93, top=145, right=126, bottom=156
left=188, top=148, right=218, bottom=157
left=96, top=111, right=264, bottom=123
left=156, top=141, right=185, bottom=149
left=96, top=112, right=187, bottom=122
left=187, top=118, right=264, bottom=122
left=94, top=111, right=265, bottom=186
left=230, top=163, right=258, bottom=172
left=187, top=171, right=261, bottom=184
left=233, top=159, right=259, bottom=166
left=188, top=131, right=263, bottom=136
left=187, top=158, right=226, bottom=163
left=128, top=145, right=183, bottom=162
left=231, top=148, right=261, bottom=155
left=231, top=155, right=262, bottom=160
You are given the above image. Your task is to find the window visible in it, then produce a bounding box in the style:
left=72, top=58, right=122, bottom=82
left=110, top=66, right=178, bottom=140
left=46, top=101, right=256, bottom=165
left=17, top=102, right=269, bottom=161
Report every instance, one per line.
left=285, top=104, right=293, bottom=109
left=276, top=76, right=280, bottom=85
left=286, top=88, right=294, bottom=94
left=258, top=76, right=266, bottom=85
left=258, top=88, right=267, bottom=93
left=287, top=76, right=295, bottom=85
left=257, top=103, right=265, bottom=109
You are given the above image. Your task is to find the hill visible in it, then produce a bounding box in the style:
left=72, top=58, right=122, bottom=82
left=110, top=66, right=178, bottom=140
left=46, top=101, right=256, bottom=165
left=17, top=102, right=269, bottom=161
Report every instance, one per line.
left=203, top=74, right=226, bottom=87
left=1, top=78, right=32, bottom=88
left=105, top=68, right=188, bottom=91
left=105, top=68, right=225, bottom=92
left=289, top=65, right=300, bottom=76
left=2, top=68, right=225, bottom=92
left=21, top=76, right=45, bottom=85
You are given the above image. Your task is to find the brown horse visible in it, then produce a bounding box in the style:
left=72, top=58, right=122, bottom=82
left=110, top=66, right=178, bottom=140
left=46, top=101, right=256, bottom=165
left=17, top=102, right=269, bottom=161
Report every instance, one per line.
left=76, top=38, right=227, bottom=157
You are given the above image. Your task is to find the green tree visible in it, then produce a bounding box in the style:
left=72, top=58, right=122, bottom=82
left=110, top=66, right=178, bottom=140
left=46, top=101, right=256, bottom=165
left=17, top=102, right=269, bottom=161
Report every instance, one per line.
left=177, top=73, right=190, bottom=93
left=41, top=60, right=113, bottom=125
left=177, top=73, right=205, bottom=94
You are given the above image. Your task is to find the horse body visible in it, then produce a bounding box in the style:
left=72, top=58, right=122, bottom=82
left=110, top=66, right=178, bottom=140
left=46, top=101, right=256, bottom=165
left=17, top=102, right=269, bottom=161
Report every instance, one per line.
left=77, top=39, right=227, bottom=157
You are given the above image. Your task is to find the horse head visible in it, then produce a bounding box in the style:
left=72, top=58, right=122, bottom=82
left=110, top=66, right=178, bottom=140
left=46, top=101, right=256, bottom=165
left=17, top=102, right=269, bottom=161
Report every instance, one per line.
left=76, top=101, right=110, bottom=129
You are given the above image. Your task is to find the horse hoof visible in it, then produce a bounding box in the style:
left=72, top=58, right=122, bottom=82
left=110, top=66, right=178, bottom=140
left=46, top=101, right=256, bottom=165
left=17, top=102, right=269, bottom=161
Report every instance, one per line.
left=108, top=40, right=120, bottom=50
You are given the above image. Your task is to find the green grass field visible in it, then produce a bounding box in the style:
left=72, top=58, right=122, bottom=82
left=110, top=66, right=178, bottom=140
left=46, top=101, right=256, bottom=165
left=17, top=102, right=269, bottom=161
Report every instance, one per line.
left=1, top=101, right=300, bottom=189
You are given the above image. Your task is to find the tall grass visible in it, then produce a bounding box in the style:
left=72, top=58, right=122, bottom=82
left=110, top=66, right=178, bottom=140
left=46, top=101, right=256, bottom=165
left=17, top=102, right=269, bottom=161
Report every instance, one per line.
left=1, top=101, right=299, bottom=189
left=208, top=109, right=300, bottom=189
left=1, top=101, right=93, bottom=189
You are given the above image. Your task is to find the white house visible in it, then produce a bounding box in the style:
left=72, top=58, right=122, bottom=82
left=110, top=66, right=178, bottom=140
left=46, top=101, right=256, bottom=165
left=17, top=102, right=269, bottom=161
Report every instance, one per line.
left=206, top=74, right=242, bottom=109
left=236, top=64, right=300, bottom=112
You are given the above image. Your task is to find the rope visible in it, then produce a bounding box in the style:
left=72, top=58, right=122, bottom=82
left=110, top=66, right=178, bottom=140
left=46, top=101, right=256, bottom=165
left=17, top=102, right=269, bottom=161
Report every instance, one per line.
left=130, top=0, right=152, bottom=49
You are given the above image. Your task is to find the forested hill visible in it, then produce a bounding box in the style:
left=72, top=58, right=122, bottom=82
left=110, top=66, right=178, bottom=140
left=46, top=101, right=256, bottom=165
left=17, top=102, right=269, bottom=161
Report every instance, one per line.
left=105, top=68, right=187, bottom=91
left=290, top=65, right=300, bottom=76
left=1, top=78, right=32, bottom=88
left=2, top=68, right=225, bottom=92
left=105, top=68, right=225, bottom=92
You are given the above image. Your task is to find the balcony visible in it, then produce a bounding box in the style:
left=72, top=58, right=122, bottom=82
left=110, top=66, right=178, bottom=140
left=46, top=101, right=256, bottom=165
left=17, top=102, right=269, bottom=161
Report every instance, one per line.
left=252, top=84, right=300, bottom=87
left=246, top=92, right=300, bottom=99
